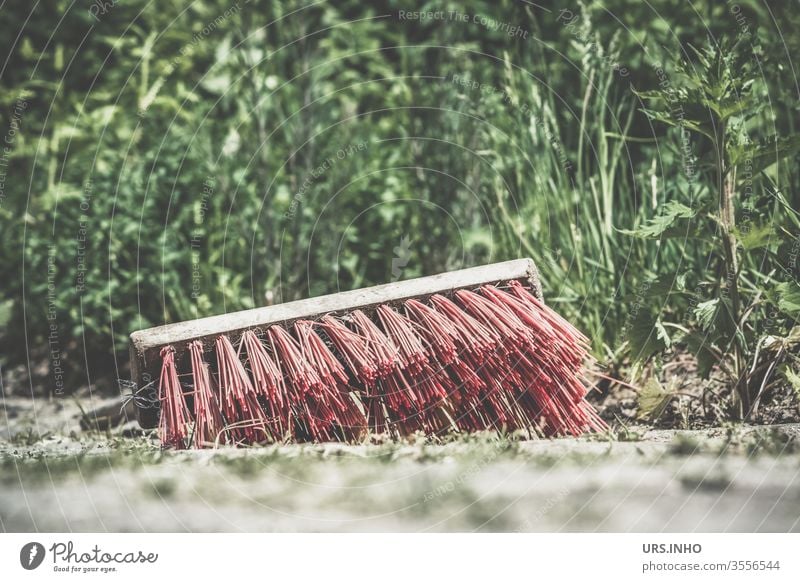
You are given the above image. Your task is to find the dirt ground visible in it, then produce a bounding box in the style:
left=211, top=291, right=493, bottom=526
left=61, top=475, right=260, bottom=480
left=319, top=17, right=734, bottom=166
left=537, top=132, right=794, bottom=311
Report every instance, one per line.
left=1, top=396, right=799, bottom=532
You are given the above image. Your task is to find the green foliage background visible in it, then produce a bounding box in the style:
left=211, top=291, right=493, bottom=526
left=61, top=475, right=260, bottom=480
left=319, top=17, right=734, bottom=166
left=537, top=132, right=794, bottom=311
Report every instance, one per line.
left=0, top=0, right=798, bottom=395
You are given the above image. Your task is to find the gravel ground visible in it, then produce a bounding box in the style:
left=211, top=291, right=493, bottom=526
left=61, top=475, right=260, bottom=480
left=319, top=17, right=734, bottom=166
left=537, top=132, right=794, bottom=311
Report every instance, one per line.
left=1, top=396, right=799, bottom=532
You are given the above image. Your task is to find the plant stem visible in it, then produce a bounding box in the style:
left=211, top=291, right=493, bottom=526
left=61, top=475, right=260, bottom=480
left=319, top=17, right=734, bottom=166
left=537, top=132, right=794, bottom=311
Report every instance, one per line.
left=716, top=119, right=746, bottom=417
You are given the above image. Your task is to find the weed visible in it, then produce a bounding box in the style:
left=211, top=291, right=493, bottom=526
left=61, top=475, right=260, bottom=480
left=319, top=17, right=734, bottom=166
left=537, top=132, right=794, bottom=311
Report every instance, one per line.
left=679, top=472, right=732, bottom=491
left=147, top=478, right=178, bottom=498
left=669, top=434, right=702, bottom=456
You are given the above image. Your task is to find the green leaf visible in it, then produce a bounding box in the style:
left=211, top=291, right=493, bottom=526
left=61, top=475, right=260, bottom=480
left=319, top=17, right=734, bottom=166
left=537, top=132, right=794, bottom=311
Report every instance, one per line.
left=620, top=201, right=696, bottom=239
left=640, top=110, right=716, bottom=141
left=776, top=281, right=800, bottom=316
left=783, top=365, right=800, bottom=398
left=787, top=326, right=800, bottom=347
left=691, top=296, right=739, bottom=347
left=729, top=135, right=800, bottom=175
left=683, top=333, right=720, bottom=378
left=637, top=378, right=674, bottom=421
left=0, top=299, right=12, bottom=328
left=763, top=326, right=800, bottom=352
left=736, top=223, right=774, bottom=250
left=694, top=298, right=719, bottom=331
left=641, top=275, right=685, bottom=298
left=629, top=311, right=671, bottom=362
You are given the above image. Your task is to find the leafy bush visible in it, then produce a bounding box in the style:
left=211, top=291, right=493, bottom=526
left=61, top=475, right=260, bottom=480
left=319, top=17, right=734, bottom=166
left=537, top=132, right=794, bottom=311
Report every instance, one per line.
left=630, top=35, right=800, bottom=418
left=0, top=0, right=797, bottom=413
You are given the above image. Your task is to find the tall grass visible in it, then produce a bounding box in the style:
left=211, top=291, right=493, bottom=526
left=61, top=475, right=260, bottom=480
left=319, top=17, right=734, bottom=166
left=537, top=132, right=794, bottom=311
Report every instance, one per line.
left=0, top=0, right=796, bottom=395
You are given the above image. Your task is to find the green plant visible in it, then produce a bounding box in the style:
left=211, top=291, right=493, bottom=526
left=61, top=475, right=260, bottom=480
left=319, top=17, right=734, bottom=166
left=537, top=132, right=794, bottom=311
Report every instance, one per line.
left=0, top=0, right=797, bottom=427
left=631, top=35, right=800, bottom=418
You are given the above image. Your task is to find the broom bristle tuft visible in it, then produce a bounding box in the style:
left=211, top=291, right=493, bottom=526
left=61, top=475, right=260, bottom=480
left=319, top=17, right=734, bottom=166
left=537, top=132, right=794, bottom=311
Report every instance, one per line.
left=158, top=345, right=191, bottom=449
left=215, top=334, right=270, bottom=445
left=188, top=341, right=225, bottom=447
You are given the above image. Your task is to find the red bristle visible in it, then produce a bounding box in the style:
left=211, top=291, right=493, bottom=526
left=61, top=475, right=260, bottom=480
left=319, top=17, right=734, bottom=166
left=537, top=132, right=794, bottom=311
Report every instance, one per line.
left=241, top=330, right=291, bottom=440
left=292, top=321, right=366, bottom=440
left=466, top=353, right=528, bottom=431
left=404, top=299, right=459, bottom=363
left=429, top=294, right=500, bottom=361
left=445, top=357, right=484, bottom=399
left=349, top=311, right=398, bottom=377
left=482, top=284, right=585, bottom=368
left=380, top=374, right=422, bottom=434
left=348, top=310, right=421, bottom=434
left=188, top=341, right=226, bottom=448
left=294, top=320, right=366, bottom=440
left=158, top=346, right=190, bottom=449
left=376, top=305, right=427, bottom=374
left=355, top=308, right=458, bottom=435
left=427, top=293, right=533, bottom=429
left=580, top=400, right=609, bottom=432
left=268, top=326, right=320, bottom=394
left=412, top=295, right=515, bottom=433
left=319, top=315, right=378, bottom=386
left=294, top=320, right=349, bottom=385
left=374, top=305, right=459, bottom=435
left=449, top=358, right=494, bottom=430
left=365, top=384, right=389, bottom=435
left=413, top=373, right=455, bottom=422
left=420, top=406, right=453, bottom=435
left=459, top=290, right=559, bottom=433
left=268, top=325, right=346, bottom=441
left=215, top=334, right=270, bottom=445
left=508, top=280, right=589, bottom=345
left=482, top=335, right=577, bottom=432
left=319, top=314, right=388, bottom=434
left=455, top=288, right=530, bottom=349
left=267, top=325, right=320, bottom=441
left=476, top=285, right=608, bottom=436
